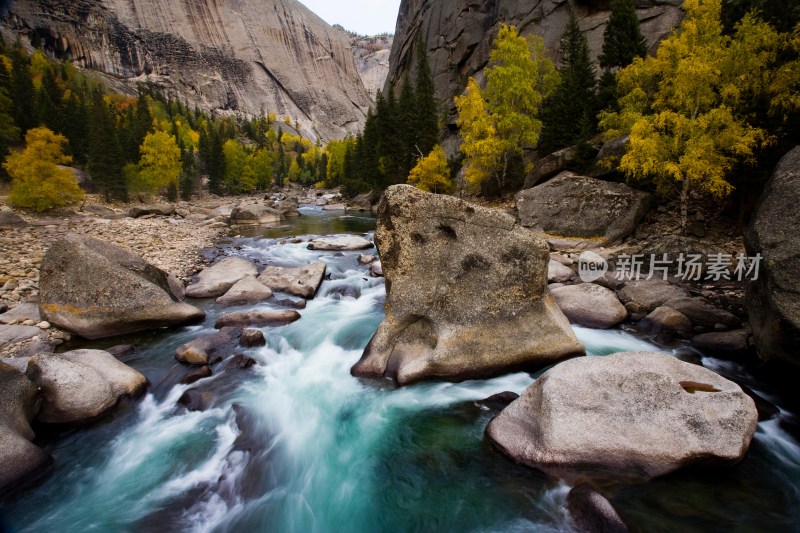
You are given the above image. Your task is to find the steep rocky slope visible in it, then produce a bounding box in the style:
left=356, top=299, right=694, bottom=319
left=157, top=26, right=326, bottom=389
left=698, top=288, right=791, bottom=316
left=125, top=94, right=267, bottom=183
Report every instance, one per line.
left=385, top=0, right=683, bottom=142
left=1, top=0, right=372, bottom=141
left=350, top=33, right=393, bottom=100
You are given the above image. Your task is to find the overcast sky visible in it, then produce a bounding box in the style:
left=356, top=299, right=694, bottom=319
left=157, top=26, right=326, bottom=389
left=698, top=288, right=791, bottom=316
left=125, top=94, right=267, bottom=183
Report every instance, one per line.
left=299, top=0, right=401, bottom=35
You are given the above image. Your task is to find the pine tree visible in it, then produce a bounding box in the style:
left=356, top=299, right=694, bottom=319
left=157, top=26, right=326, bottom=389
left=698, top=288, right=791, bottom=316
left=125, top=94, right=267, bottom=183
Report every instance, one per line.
left=539, top=13, right=599, bottom=155
left=88, top=91, right=127, bottom=201
left=414, top=38, right=439, bottom=159
left=398, top=75, right=417, bottom=177
left=9, top=44, right=35, bottom=133
left=599, top=0, right=648, bottom=70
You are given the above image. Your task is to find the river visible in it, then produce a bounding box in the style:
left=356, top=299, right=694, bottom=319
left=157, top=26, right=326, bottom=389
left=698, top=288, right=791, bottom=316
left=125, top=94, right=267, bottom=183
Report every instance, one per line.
left=2, top=208, right=799, bottom=532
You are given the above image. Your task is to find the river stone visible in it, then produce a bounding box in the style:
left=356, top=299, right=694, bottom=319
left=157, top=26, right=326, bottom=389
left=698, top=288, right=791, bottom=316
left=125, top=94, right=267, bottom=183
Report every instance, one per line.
left=0, top=206, right=26, bottom=228
left=351, top=185, right=584, bottom=385
left=216, top=276, right=273, bottom=305
left=274, top=197, right=299, bottom=217
left=38, top=234, right=205, bottom=339
left=59, top=349, right=147, bottom=399
left=745, top=146, right=800, bottom=367
left=0, top=362, right=50, bottom=496
left=126, top=204, right=175, bottom=218
left=215, top=309, right=301, bottom=329
left=240, top=328, right=266, bottom=347
left=550, top=284, right=628, bottom=329
left=258, top=262, right=327, bottom=298
left=0, top=324, right=43, bottom=350
left=548, top=259, right=576, bottom=283
left=515, top=173, right=651, bottom=248
left=358, top=254, right=377, bottom=264
left=692, top=330, right=751, bottom=357
left=186, top=257, right=258, bottom=298
left=0, top=303, right=41, bottom=325
left=663, top=297, right=741, bottom=330
left=486, top=352, right=758, bottom=482
left=567, top=485, right=629, bottom=533
left=27, top=352, right=145, bottom=424
left=639, top=306, right=693, bottom=337
left=181, top=365, right=212, bottom=385
left=230, top=204, right=282, bottom=225
left=176, top=328, right=239, bottom=365
left=307, top=236, right=373, bottom=251
left=617, top=280, right=690, bottom=313
left=370, top=261, right=383, bottom=277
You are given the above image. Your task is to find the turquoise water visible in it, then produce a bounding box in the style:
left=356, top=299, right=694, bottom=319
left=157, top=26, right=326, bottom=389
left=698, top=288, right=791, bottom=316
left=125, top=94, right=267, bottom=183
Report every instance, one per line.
left=2, top=208, right=799, bottom=532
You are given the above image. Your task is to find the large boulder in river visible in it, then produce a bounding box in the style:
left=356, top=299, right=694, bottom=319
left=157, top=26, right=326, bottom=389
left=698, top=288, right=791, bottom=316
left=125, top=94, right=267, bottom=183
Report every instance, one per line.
left=550, top=284, right=628, bottom=329
left=617, top=280, right=690, bottom=314
left=745, top=146, right=800, bottom=367
left=258, top=262, right=327, bottom=298
left=216, top=276, right=273, bottom=305
left=515, top=173, right=651, bottom=248
left=38, top=234, right=205, bottom=339
left=186, top=257, right=259, bottom=298
left=486, top=352, right=758, bottom=482
left=230, top=204, right=282, bottom=225
left=0, top=362, right=49, bottom=496
left=351, top=185, right=584, bottom=385
left=26, top=350, right=147, bottom=424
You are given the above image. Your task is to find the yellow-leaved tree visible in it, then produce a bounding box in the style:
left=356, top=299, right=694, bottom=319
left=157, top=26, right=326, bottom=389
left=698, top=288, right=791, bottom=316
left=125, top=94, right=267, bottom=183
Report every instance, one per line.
left=455, top=25, right=558, bottom=193
left=133, top=131, right=182, bottom=194
left=408, top=145, right=454, bottom=194
left=5, top=127, right=83, bottom=211
left=599, top=0, right=774, bottom=232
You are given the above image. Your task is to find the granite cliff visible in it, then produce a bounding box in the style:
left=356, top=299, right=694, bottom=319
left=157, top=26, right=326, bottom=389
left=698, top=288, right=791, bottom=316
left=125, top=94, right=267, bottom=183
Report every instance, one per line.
left=385, top=0, right=683, bottom=146
left=1, top=0, right=373, bottom=141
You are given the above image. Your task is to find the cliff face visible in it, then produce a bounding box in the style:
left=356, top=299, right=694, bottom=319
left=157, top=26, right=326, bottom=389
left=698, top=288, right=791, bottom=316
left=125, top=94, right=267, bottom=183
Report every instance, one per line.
left=385, top=0, right=683, bottom=139
left=2, top=0, right=373, bottom=141
left=351, top=34, right=393, bottom=100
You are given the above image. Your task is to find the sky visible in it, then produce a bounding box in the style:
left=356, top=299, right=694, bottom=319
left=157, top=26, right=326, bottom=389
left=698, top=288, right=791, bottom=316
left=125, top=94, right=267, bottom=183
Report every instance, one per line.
left=299, top=0, right=401, bottom=35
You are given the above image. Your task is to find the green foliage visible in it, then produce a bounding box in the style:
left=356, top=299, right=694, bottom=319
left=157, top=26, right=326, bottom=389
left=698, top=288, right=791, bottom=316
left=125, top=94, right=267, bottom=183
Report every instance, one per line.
left=540, top=13, right=599, bottom=155
left=408, top=145, right=454, bottom=194
left=455, top=25, right=558, bottom=193
left=5, top=127, right=83, bottom=211
left=599, top=0, right=649, bottom=70
left=599, top=0, right=773, bottom=231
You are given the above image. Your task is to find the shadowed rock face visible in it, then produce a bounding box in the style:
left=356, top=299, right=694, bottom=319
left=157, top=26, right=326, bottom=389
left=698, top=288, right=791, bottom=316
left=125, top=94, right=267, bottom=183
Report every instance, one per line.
left=351, top=185, right=585, bottom=386
left=385, top=0, right=683, bottom=151
left=2, top=0, right=371, bottom=141
left=745, top=146, right=800, bottom=367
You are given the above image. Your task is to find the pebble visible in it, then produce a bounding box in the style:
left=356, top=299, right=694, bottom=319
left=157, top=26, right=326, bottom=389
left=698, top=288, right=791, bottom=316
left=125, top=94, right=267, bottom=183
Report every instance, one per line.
left=37, top=321, right=51, bottom=329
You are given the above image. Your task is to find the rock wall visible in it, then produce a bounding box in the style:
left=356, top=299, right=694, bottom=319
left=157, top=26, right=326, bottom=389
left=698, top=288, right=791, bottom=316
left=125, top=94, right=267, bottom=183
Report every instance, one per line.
left=351, top=34, right=393, bottom=100
left=2, top=0, right=373, bottom=141
left=385, top=0, right=683, bottom=146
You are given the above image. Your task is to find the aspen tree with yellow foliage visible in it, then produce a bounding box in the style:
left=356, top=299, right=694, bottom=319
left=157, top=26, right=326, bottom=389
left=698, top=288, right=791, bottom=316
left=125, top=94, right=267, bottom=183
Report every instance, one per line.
left=599, top=0, right=776, bottom=232
left=455, top=25, right=558, bottom=194
left=408, top=145, right=454, bottom=194
left=5, top=127, right=83, bottom=211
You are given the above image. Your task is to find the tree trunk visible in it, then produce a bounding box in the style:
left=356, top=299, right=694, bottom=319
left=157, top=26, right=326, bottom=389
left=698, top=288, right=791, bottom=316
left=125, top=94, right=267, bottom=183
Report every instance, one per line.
left=680, top=177, right=690, bottom=235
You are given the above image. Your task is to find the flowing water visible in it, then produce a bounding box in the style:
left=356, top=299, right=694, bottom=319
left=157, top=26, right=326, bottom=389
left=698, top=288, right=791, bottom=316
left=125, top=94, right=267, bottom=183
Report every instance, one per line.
left=2, top=208, right=799, bottom=532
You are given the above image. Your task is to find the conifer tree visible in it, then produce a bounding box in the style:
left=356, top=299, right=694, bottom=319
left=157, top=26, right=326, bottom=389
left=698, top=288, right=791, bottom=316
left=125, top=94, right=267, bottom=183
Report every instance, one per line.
left=599, top=0, right=648, bottom=70
left=539, top=13, right=599, bottom=155
left=9, top=44, right=35, bottom=133
left=414, top=38, right=439, bottom=159
left=88, top=91, right=127, bottom=201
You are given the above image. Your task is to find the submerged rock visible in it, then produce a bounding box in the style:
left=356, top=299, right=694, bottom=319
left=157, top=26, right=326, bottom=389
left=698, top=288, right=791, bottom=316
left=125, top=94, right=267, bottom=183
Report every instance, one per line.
left=567, top=485, right=629, bottom=533
left=550, top=284, right=627, bottom=329
left=515, top=173, right=651, bottom=248
left=0, top=361, right=50, bottom=496
left=307, top=236, right=373, bottom=251
left=258, top=262, right=327, bottom=298
left=176, top=328, right=239, bottom=366
left=38, top=234, right=205, bottom=339
left=486, top=352, right=758, bottom=482
left=745, top=146, right=800, bottom=367
left=351, top=185, right=584, bottom=385
left=27, top=350, right=147, bottom=425
left=186, top=257, right=259, bottom=298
